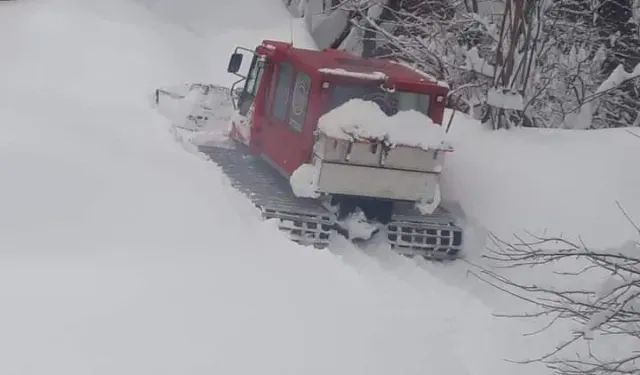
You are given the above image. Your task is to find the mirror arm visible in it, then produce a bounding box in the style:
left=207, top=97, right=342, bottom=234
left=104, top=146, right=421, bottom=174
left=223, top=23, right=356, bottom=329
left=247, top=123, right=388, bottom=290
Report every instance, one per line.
left=229, top=76, right=246, bottom=110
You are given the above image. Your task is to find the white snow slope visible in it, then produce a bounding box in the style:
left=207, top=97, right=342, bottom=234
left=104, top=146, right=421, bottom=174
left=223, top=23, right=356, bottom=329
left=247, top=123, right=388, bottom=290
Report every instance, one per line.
left=0, top=0, right=637, bottom=375
left=0, top=1, right=548, bottom=375
left=442, top=111, right=640, bottom=251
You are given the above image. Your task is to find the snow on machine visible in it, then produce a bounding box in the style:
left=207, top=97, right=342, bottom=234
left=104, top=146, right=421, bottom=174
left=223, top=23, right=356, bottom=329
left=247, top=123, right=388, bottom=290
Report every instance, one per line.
left=153, top=40, right=464, bottom=260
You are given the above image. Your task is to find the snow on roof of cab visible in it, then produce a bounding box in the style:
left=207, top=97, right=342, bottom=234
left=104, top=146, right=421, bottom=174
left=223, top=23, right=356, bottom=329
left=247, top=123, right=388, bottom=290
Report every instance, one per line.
left=390, top=60, right=450, bottom=89
left=318, top=68, right=387, bottom=81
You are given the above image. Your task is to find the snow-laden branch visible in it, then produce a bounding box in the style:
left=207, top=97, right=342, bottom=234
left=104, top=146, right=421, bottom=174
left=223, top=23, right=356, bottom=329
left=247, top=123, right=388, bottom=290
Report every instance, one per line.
left=596, top=63, right=640, bottom=94
left=335, top=0, right=640, bottom=129
left=474, top=204, right=640, bottom=375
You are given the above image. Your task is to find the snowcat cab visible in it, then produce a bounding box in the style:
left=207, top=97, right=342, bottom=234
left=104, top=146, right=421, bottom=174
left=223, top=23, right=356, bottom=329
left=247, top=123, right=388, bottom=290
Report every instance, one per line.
left=152, top=40, right=464, bottom=259
left=219, top=40, right=463, bottom=259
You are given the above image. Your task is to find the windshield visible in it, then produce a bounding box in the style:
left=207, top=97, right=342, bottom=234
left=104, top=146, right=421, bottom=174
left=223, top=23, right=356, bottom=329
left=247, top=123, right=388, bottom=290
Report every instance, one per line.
left=327, top=84, right=431, bottom=116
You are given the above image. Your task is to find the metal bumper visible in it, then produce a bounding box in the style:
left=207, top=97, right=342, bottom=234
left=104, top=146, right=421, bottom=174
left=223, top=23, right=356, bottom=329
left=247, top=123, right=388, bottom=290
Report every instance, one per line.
left=312, top=133, right=444, bottom=203
left=315, top=161, right=439, bottom=202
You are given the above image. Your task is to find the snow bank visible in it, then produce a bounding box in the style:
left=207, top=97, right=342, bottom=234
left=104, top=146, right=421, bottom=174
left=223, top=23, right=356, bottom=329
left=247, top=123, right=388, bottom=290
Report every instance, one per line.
left=318, top=99, right=451, bottom=150
left=438, top=110, right=640, bottom=371
left=442, top=110, right=640, bottom=250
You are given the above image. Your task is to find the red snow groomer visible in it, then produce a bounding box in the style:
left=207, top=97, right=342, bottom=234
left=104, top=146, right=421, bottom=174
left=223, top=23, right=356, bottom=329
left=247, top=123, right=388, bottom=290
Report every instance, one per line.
left=156, top=40, right=464, bottom=260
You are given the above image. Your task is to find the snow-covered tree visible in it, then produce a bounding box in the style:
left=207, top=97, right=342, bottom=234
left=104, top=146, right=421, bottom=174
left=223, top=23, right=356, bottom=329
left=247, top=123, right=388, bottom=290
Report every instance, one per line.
left=327, top=0, right=640, bottom=129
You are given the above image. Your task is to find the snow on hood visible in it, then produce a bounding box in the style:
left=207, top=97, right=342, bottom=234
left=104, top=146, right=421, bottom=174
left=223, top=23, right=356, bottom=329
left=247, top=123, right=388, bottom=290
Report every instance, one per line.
left=317, top=99, right=452, bottom=151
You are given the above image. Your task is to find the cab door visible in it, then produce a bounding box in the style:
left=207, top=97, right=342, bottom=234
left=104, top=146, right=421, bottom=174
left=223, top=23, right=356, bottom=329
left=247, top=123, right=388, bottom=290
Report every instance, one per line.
left=261, top=61, right=313, bottom=176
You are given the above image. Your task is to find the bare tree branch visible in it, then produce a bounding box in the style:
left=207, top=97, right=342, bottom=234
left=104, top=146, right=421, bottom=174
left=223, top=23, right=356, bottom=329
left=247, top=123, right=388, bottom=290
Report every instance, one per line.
left=476, top=206, right=640, bottom=375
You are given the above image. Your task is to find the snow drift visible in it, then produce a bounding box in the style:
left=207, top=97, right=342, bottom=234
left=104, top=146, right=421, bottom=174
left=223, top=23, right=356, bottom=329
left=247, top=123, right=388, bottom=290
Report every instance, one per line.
left=442, top=110, right=640, bottom=251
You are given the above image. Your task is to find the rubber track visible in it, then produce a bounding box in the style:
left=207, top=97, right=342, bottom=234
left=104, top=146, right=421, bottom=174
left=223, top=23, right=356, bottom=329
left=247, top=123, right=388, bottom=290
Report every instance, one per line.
left=199, top=144, right=462, bottom=260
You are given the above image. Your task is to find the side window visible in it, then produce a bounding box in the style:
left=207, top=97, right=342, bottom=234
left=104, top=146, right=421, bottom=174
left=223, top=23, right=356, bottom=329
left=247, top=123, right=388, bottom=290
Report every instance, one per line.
left=245, top=56, right=264, bottom=96
left=397, top=91, right=431, bottom=116
left=271, top=62, right=294, bottom=121
left=289, top=72, right=311, bottom=132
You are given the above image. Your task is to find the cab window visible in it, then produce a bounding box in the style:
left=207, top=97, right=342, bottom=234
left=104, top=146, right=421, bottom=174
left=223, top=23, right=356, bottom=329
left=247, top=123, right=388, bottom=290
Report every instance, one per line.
left=289, top=72, right=311, bottom=132
left=271, top=62, right=294, bottom=121
left=238, top=55, right=265, bottom=115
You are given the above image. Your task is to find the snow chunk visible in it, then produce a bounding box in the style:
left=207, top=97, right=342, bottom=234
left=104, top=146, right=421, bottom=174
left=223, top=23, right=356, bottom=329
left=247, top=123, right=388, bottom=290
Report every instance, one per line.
left=290, top=163, right=320, bottom=198
left=230, top=111, right=251, bottom=143
left=487, top=87, right=524, bottom=111
left=229, top=101, right=256, bottom=145
left=337, top=208, right=378, bottom=240
left=318, top=68, right=387, bottom=81
left=367, top=1, right=385, bottom=19
left=416, top=183, right=441, bottom=215
left=318, top=99, right=452, bottom=151
left=153, top=83, right=235, bottom=132
left=465, top=47, right=495, bottom=77
left=596, top=63, right=640, bottom=93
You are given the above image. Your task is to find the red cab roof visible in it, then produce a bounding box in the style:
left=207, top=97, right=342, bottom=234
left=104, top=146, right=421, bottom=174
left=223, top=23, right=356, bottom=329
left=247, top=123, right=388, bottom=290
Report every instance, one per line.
left=259, top=40, right=448, bottom=93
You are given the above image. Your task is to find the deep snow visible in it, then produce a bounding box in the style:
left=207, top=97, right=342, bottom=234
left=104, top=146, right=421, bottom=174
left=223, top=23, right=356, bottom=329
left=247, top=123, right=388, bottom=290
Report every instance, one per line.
left=1, top=0, right=638, bottom=374
left=441, top=110, right=640, bottom=251
left=0, top=0, right=550, bottom=374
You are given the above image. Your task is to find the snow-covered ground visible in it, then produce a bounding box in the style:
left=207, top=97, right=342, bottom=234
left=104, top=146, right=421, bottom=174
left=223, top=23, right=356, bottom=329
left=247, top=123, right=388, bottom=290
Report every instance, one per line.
left=1, top=0, right=638, bottom=374
left=135, top=0, right=316, bottom=87
left=442, top=111, right=640, bottom=251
